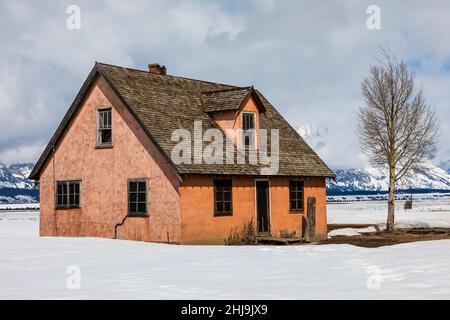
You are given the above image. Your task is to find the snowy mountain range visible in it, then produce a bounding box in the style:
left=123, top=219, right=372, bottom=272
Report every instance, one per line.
left=1, top=162, right=450, bottom=203
left=328, top=163, right=450, bottom=194
left=0, top=163, right=38, bottom=204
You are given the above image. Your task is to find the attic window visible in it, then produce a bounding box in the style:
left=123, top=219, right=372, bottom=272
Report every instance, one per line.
left=97, top=108, right=112, bottom=147
left=242, top=112, right=255, bottom=148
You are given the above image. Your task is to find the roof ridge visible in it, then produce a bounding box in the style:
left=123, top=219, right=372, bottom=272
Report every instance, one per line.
left=96, top=61, right=239, bottom=89
left=201, top=86, right=253, bottom=95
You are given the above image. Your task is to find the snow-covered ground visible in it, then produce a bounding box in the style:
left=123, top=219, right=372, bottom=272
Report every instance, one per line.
left=1, top=208, right=450, bottom=299
left=328, top=197, right=450, bottom=228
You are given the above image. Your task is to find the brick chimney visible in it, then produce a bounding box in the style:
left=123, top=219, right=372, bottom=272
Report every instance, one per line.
left=148, top=63, right=166, bottom=75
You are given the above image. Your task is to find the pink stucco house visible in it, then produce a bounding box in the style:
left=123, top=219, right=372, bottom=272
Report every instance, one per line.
left=29, top=63, right=334, bottom=244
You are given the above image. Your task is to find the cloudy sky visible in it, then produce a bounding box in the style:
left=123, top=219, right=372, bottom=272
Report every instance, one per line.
left=1, top=0, right=449, bottom=170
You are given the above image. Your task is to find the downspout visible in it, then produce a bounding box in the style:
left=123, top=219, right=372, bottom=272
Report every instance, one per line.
left=114, top=214, right=128, bottom=239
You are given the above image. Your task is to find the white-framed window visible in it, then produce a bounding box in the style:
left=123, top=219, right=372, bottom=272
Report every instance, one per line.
left=242, top=112, right=256, bottom=148
left=96, top=108, right=112, bottom=146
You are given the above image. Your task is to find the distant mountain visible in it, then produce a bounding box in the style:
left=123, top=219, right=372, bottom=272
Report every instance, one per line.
left=0, top=163, right=38, bottom=204
left=1, top=161, right=449, bottom=203
left=328, top=163, right=450, bottom=194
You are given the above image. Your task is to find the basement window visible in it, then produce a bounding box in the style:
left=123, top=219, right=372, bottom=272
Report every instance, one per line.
left=97, top=108, right=112, bottom=146
left=56, top=181, right=81, bottom=208
left=128, top=179, right=148, bottom=216
left=289, top=179, right=304, bottom=213
left=214, top=179, right=232, bottom=216
left=242, top=112, right=256, bottom=148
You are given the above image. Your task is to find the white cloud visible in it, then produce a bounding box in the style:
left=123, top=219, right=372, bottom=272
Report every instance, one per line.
left=0, top=143, right=46, bottom=164
left=0, top=0, right=449, bottom=169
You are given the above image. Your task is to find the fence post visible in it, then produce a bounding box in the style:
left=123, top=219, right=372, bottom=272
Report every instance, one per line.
left=305, top=196, right=316, bottom=242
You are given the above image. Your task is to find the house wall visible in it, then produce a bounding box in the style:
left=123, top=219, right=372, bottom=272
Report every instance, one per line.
left=210, top=97, right=260, bottom=148
left=39, top=75, right=181, bottom=243
left=179, top=175, right=327, bottom=244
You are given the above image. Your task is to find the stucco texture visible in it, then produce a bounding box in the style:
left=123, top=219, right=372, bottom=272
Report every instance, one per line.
left=39, top=76, right=181, bottom=243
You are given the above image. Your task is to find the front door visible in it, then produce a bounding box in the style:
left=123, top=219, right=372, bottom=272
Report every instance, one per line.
left=256, top=180, right=270, bottom=234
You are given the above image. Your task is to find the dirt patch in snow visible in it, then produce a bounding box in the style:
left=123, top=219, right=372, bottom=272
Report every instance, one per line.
left=324, top=224, right=450, bottom=247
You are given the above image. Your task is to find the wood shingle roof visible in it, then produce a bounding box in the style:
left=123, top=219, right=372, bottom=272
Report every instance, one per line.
left=29, top=62, right=335, bottom=180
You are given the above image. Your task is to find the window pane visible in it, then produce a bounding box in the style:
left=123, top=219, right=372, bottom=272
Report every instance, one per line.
left=224, top=201, right=231, bottom=212
left=74, top=195, right=80, bottom=206
left=62, top=192, right=68, bottom=205
left=249, top=114, right=254, bottom=129
left=99, top=112, right=105, bottom=128
left=138, top=203, right=146, bottom=213
left=57, top=184, right=63, bottom=195
left=290, top=191, right=297, bottom=201
left=138, top=182, right=146, bottom=192
left=101, top=129, right=112, bottom=144
left=57, top=195, right=63, bottom=206
left=75, top=183, right=80, bottom=194
left=224, top=191, right=231, bottom=201
left=69, top=194, right=75, bottom=206
left=129, top=182, right=137, bottom=192
left=138, top=192, right=146, bottom=202
left=216, top=201, right=223, bottom=213
left=129, top=192, right=137, bottom=202
left=243, top=114, right=255, bottom=130
left=290, top=200, right=297, bottom=210
left=129, top=203, right=137, bottom=213
left=216, top=191, right=223, bottom=202
left=69, top=183, right=75, bottom=194
left=289, top=180, right=295, bottom=189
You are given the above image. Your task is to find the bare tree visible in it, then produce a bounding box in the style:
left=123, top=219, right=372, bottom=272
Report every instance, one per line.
left=358, top=48, right=439, bottom=232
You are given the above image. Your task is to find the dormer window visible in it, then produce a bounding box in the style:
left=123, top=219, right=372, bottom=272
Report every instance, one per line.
left=242, top=112, right=256, bottom=148
left=96, top=108, right=112, bottom=147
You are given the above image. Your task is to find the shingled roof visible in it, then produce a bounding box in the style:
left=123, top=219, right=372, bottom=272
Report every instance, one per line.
left=29, top=62, right=335, bottom=180
left=201, top=86, right=265, bottom=113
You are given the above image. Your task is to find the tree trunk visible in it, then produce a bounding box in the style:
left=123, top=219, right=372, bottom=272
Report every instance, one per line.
left=386, top=166, right=395, bottom=233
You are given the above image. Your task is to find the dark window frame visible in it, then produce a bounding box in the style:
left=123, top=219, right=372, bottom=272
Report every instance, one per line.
left=96, top=107, right=113, bottom=147
left=127, top=178, right=148, bottom=217
left=55, top=180, right=81, bottom=209
left=289, top=179, right=304, bottom=213
left=214, top=178, right=233, bottom=216
left=242, top=111, right=256, bottom=149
